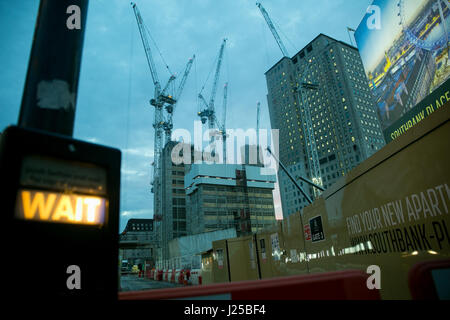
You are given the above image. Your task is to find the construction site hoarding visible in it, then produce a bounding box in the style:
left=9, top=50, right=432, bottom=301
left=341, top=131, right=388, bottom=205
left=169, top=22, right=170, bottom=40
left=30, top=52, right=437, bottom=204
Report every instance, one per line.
left=302, top=102, right=450, bottom=299
left=212, top=235, right=260, bottom=283
left=255, top=231, right=274, bottom=279
left=354, top=0, right=450, bottom=142
left=227, top=235, right=259, bottom=282
left=281, top=212, right=309, bottom=276
left=208, top=102, right=449, bottom=299
left=212, top=239, right=229, bottom=284
left=200, top=250, right=214, bottom=285
left=168, top=228, right=236, bottom=269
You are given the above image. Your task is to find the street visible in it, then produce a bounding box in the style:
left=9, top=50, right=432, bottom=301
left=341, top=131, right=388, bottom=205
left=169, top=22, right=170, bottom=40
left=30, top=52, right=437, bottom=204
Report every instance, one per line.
left=119, top=274, right=184, bottom=292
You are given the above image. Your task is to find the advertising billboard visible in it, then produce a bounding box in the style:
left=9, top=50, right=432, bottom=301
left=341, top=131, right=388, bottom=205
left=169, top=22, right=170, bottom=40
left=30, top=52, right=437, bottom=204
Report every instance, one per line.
left=355, top=0, right=450, bottom=142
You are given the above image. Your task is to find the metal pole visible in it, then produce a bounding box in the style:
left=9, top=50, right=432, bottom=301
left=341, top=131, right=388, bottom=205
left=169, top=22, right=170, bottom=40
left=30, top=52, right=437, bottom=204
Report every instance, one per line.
left=266, top=147, right=311, bottom=273
left=18, top=0, right=89, bottom=136
left=347, top=27, right=355, bottom=47
left=267, top=147, right=312, bottom=205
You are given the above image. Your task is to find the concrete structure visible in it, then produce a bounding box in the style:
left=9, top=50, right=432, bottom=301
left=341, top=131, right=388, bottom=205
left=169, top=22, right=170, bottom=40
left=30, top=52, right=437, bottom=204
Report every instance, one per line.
left=185, top=163, right=277, bottom=236
left=265, top=34, right=386, bottom=218
left=119, top=219, right=157, bottom=267
left=159, top=141, right=194, bottom=265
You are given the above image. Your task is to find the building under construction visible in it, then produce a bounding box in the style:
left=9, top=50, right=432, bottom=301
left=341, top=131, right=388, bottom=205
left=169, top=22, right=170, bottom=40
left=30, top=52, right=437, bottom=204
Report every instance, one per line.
left=184, top=163, right=277, bottom=236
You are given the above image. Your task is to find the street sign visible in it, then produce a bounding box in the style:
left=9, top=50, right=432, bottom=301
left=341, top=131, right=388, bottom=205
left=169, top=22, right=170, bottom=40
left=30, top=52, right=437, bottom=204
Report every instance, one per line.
left=0, top=126, right=121, bottom=300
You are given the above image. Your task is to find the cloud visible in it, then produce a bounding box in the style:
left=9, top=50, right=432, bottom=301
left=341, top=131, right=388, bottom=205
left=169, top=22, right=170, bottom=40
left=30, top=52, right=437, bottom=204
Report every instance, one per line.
left=123, top=147, right=154, bottom=158
left=121, top=209, right=152, bottom=217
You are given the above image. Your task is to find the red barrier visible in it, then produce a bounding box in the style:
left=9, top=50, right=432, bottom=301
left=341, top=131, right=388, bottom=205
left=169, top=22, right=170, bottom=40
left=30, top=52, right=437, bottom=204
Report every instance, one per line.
left=408, top=259, right=450, bottom=300
left=156, top=270, right=163, bottom=281
left=185, top=269, right=191, bottom=285
left=170, top=269, right=177, bottom=283
left=119, top=270, right=380, bottom=300
left=178, top=269, right=184, bottom=284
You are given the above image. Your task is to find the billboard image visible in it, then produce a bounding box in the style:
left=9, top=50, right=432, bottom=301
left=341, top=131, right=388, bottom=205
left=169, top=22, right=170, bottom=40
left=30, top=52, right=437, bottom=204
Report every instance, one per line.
left=355, top=0, right=450, bottom=141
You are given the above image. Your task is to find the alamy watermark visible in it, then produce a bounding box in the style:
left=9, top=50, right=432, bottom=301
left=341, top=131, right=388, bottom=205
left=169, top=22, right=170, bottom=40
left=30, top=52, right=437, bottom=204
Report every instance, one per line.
left=66, top=264, right=81, bottom=290
left=66, top=5, right=81, bottom=30
left=366, top=5, right=381, bottom=30
left=366, top=265, right=381, bottom=290
left=170, top=121, right=279, bottom=175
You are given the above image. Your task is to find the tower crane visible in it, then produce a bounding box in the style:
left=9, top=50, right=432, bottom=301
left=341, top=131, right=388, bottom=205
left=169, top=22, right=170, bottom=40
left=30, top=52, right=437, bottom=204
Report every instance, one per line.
left=131, top=3, right=193, bottom=225
left=198, top=38, right=227, bottom=130
left=163, top=54, right=196, bottom=143
left=256, top=2, right=289, bottom=57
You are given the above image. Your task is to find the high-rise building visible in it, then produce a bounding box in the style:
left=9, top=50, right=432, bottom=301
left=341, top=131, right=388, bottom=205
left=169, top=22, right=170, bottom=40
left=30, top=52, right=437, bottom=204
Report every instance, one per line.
left=184, top=164, right=277, bottom=236
left=265, top=34, right=386, bottom=218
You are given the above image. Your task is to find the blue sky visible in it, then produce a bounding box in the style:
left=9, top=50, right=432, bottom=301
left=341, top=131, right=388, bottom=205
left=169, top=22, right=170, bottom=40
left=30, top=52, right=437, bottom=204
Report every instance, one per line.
left=0, top=0, right=372, bottom=232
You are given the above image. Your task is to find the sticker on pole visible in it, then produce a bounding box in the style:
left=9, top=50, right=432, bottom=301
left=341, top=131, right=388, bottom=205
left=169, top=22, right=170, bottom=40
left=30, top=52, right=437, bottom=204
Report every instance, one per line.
left=271, top=233, right=281, bottom=261
left=304, top=224, right=311, bottom=241
left=309, top=216, right=325, bottom=242
left=216, top=249, right=224, bottom=269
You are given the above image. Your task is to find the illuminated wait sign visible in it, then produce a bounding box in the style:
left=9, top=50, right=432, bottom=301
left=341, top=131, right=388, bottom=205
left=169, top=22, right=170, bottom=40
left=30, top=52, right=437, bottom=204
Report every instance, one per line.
left=15, top=189, right=106, bottom=225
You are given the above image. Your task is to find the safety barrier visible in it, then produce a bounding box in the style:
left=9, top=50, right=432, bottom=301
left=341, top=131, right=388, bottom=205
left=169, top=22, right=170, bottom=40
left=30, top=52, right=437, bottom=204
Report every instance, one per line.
left=136, top=268, right=203, bottom=286
left=408, top=259, right=450, bottom=300
left=179, top=269, right=186, bottom=285
left=157, top=269, right=163, bottom=281
left=170, top=269, right=177, bottom=283
left=119, top=270, right=381, bottom=300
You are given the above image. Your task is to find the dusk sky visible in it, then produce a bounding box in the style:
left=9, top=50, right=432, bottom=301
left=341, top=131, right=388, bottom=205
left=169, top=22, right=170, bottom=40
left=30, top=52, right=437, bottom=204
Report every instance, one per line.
left=0, top=0, right=372, bottom=232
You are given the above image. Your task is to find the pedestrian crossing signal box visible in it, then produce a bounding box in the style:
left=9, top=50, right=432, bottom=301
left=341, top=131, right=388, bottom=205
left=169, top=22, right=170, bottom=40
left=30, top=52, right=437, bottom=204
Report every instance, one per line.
left=0, top=126, right=121, bottom=300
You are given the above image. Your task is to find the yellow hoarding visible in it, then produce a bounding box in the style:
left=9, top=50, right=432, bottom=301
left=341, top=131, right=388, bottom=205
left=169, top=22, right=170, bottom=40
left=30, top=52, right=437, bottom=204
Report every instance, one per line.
left=209, top=102, right=450, bottom=299
left=227, top=235, right=259, bottom=282
left=302, top=103, right=450, bottom=299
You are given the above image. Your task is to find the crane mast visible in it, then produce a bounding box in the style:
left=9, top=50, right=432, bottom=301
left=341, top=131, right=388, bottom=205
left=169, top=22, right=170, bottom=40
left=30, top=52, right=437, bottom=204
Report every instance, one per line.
left=220, top=83, right=228, bottom=162
left=198, top=38, right=227, bottom=130
left=221, top=83, right=228, bottom=133
left=256, top=2, right=289, bottom=57
left=208, top=38, right=227, bottom=130
left=164, top=55, right=196, bottom=143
